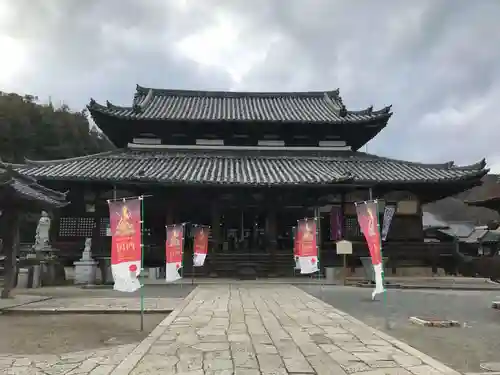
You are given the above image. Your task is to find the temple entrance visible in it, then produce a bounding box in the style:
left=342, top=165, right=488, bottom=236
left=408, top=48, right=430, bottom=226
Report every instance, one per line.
left=210, top=206, right=313, bottom=278
left=220, top=208, right=267, bottom=254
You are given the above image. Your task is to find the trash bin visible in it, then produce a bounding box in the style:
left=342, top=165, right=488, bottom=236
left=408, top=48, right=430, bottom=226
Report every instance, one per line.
left=16, top=268, right=29, bottom=288
left=148, top=267, right=160, bottom=281
left=325, top=267, right=336, bottom=284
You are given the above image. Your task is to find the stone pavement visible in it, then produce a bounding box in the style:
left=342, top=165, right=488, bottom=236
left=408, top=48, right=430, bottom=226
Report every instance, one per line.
left=113, top=285, right=462, bottom=375
left=0, top=343, right=136, bottom=374
left=2, top=297, right=183, bottom=313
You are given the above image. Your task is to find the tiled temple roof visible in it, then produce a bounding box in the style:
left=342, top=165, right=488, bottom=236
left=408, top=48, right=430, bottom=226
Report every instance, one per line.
left=88, top=85, right=392, bottom=124
left=14, top=148, right=487, bottom=187
left=0, top=163, right=68, bottom=207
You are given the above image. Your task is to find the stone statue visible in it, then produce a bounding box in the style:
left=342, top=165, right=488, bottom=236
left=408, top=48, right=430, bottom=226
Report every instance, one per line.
left=34, top=211, right=51, bottom=251
left=81, top=238, right=92, bottom=261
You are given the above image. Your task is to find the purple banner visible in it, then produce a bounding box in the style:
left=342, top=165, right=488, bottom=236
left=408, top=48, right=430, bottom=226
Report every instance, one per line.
left=330, top=206, right=343, bottom=241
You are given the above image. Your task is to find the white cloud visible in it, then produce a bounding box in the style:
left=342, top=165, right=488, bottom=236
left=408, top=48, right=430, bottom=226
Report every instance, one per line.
left=0, top=35, right=27, bottom=86
left=175, top=9, right=282, bottom=86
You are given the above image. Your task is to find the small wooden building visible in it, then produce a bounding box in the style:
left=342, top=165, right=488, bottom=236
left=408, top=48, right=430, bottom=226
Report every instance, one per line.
left=0, top=164, right=67, bottom=297
left=13, top=85, right=487, bottom=277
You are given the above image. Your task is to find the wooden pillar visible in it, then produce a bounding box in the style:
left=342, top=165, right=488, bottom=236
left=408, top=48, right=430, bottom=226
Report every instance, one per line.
left=266, top=208, right=277, bottom=275
left=210, top=201, right=220, bottom=276
left=91, top=196, right=101, bottom=253
left=166, top=205, right=174, bottom=225
left=1, top=207, right=20, bottom=299
left=340, top=191, right=346, bottom=239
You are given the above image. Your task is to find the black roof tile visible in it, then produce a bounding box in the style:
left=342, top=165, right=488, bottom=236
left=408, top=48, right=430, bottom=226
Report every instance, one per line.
left=88, top=85, right=392, bottom=124
left=14, top=148, right=487, bottom=187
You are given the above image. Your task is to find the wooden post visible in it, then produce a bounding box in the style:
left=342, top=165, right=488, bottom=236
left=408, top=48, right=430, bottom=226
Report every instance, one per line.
left=210, top=202, right=220, bottom=276
left=1, top=207, right=20, bottom=299
left=266, top=208, right=277, bottom=276
left=343, top=254, right=347, bottom=286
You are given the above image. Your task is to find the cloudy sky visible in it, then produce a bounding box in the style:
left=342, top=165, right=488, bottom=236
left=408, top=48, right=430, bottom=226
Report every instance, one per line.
left=1, top=0, right=499, bottom=170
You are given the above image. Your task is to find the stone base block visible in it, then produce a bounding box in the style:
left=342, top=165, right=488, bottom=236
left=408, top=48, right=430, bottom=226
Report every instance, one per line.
left=73, top=260, right=98, bottom=285
left=409, top=316, right=460, bottom=327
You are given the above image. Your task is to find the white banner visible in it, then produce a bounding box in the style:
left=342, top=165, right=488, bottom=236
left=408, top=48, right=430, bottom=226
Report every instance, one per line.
left=381, top=205, right=396, bottom=241
left=111, top=261, right=141, bottom=293
left=299, top=256, right=319, bottom=274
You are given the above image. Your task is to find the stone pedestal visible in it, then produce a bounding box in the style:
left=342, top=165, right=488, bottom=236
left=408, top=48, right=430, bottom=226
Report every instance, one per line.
left=73, top=238, right=98, bottom=285
left=73, top=259, right=98, bottom=285
left=32, top=264, right=42, bottom=288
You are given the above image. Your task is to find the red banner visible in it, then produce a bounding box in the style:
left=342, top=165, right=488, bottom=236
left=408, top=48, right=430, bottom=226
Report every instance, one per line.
left=166, top=224, right=184, bottom=265
left=296, top=218, right=317, bottom=258
left=356, top=200, right=382, bottom=265
left=193, top=226, right=208, bottom=255
left=109, top=199, right=141, bottom=266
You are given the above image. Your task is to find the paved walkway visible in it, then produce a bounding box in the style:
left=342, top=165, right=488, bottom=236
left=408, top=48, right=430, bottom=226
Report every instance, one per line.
left=114, top=285, right=461, bottom=375
left=0, top=343, right=136, bottom=374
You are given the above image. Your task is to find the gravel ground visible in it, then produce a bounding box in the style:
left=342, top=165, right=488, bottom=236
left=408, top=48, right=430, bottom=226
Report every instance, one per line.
left=0, top=313, right=165, bottom=355
left=14, top=284, right=196, bottom=299
left=300, top=285, right=500, bottom=374
left=1, top=285, right=192, bottom=355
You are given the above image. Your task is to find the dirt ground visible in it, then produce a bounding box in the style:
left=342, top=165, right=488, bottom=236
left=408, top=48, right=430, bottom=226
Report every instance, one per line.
left=0, top=313, right=165, bottom=355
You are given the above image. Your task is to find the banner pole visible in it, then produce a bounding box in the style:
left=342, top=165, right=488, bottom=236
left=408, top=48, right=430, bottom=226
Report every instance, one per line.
left=108, top=194, right=153, bottom=203
left=375, top=198, right=390, bottom=330
left=181, top=224, right=185, bottom=290
left=191, top=225, right=195, bottom=286
left=139, top=195, right=145, bottom=332
left=314, top=210, right=322, bottom=297
left=292, top=226, right=296, bottom=278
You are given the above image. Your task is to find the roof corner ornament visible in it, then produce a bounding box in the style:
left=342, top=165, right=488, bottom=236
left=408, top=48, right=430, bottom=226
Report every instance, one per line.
left=106, top=100, right=113, bottom=109
left=384, top=105, right=393, bottom=114
left=339, top=105, right=347, bottom=118
left=367, top=106, right=373, bottom=115
left=89, top=98, right=96, bottom=106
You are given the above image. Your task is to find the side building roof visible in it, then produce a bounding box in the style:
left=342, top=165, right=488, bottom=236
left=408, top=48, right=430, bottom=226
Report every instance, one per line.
left=0, top=162, right=68, bottom=208
left=13, top=147, right=487, bottom=189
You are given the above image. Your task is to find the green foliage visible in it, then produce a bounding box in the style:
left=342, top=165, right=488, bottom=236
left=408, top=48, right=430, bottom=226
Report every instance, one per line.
left=0, top=91, right=113, bottom=163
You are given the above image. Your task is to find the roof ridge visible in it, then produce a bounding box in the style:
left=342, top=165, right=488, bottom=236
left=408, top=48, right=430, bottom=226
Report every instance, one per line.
left=122, top=150, right=350, bottom=161
left=24, top=150, right=120, bottom=166
left=358, top=152, right=486, bottom=170
left=135, top=84, right=336, bottom=98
